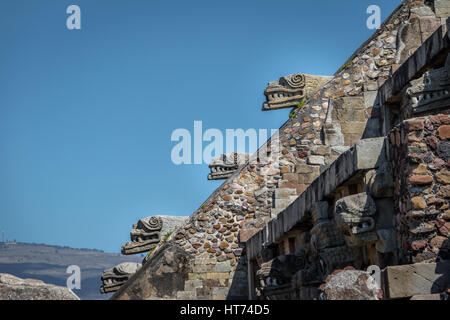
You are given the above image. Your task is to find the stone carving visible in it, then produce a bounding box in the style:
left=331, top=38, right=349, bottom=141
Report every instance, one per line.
left=318, top=245, right=362, bottom=275
left=121, top=215, right=187, bottom=255
left=100, top=262, right=141, bottom=294
left=404, top=53, right=450, bottom=114
left=262, top=73, right=332, bottom=111
left=208, top=152, right=249, bottom=180
left=256, top=253, right=306, bottom=292
left=310, top=220, right=345, bottom=251
left=122, top=216, right=163, bottom=255
left=334, top=192, right=378, bottom=247
left=364, top=163, right=394, bottom=198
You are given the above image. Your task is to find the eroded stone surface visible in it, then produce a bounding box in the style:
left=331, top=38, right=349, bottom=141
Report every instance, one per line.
left=208, top=152, right=249, bottom=180
left=0, top=273, right=79, bottom=300
left=121, top=215, right=187, bottom=255
left=383, top=261, right=450, bottom=299
left=262, top=73, right=331, bottom=111
left=322, top=270, right=380, bottom=300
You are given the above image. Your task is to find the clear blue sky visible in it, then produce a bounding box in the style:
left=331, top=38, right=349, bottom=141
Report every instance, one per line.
left=0, top=0, right=400, bottom=252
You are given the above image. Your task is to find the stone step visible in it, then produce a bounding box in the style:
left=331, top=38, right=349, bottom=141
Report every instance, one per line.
left=176, top=290, right=197, bottom=300
left=274, top=188, right=297, bottom=199
left=184, top=279, right=203, bottom=291
left=271, top=207, right=284, bottom=216
left=382, top=261, right=450, bottom=299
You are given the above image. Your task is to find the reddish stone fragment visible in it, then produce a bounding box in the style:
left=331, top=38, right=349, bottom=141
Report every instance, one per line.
left=406, top=118, right=424, bottom=131
left=439, top=125, right=450, bottom=139
left=408, top=175, right=433, bottom=185
left=411, top=240, right=427, bottom=251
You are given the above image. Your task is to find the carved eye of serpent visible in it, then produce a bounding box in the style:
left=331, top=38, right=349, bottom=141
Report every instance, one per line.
left=147, top=216, right=162, bottom=229
left=286, top=73, right=305, bottom=88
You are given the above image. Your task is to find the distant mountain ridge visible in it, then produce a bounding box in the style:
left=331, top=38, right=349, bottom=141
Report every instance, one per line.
left=0, top=242, right=142, bottom=299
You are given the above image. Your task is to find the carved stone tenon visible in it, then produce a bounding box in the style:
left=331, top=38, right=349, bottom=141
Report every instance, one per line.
left=208, top=152, right=249, bottom=180
left=100, top=262, right=141, bottom=294
left=262, top=73, right=331, bottom=111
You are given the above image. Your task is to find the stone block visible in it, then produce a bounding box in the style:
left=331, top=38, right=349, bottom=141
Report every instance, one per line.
left=310, top=220, right=345, bottom=249
left=334, top=192, right=377, bottom=247
left=311, top=145, right=331, bottom=156
left=355, top=137, right=386, bottom=170
left=341, top=122, right=366, bottom=134
left=212, top=287, right=229, bottom=296
left=307, top=155, right=325, bottom=165
left=365, top=163, right=394, bottom=198
left=274, top=188, right=297, bottom=199
left=410, top=294, right=442, bottom=300
left=176, top=290, right=196, bottom=299
left=215, top=261, right=232, bottom=273
left=188, top=273, right=207, bottom=280
left=184, top=279, right=203, bottom=291
left=296, top=164, right=320, bottom=174
left=364, top=82, right=378, bottom=91
left=419, top=17, right=441, bottom=33
left=311, top=201, right=329, bottom=223
left=375, top=228, right=396, bottom=253
left=434, top=0, right=450, bottom=8
left=364, top=91, right=379, bottom=108
left=344, top=134, right=361, bottom=146
left=335, top=108, right=366, bottom=122
left=275, top=198, right=291, bottom=209
left=436, top=7, right=450, bottom=18
left=299, top=286, right=320, bottom=300
left=323, top=270, right=380, bottom=300
left=324, top=123, right=345, bottom=146
left=278, top=180, right=297, bottom=188
left=238, top=228, right=258, bottom=243
left=193, top=264, right=215, bottom=273
left=383, top=261, right=450, bottom=299
left=206, top=273, right=230, bottom=280
left=374, top=198, right=395, bottom=230
left=0, top=273, right=79, bottom=300
left=283, top=173, right=298, bottom=183
left=271, top=207, right=284, bottom=216
left=298, top=172, right=318, bottom=184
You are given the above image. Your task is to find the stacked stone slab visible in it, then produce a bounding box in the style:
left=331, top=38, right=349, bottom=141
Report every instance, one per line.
left=113, top=0, right=450, bottom=300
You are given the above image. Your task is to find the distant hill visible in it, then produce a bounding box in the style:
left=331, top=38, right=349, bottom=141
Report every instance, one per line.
left=0, top=242, right=142, bottom=300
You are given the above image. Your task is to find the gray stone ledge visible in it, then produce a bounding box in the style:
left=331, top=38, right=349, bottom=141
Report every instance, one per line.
left=246, top=137, right=386, bottom=260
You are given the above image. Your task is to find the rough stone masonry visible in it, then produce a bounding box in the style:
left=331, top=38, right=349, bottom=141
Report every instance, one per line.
left=113, top=0, right=450, bottom=300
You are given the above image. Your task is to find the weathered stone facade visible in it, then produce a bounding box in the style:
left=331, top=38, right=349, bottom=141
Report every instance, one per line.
left=100, top=262, right=142, bottom=294
left=0, top=273, right=80, bottom=300
left=389, top=115, right=450, bottom=263
left=113, top=0, right=450, bottom=300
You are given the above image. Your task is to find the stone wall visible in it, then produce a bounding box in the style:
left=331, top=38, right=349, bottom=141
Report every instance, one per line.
left=388, top=115, right=450, bottom=264
left=113, top=0, right=449, bottom=300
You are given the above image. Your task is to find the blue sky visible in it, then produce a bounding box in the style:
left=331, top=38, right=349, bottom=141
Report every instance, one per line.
left=0, top=0, right=400, bottom=253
